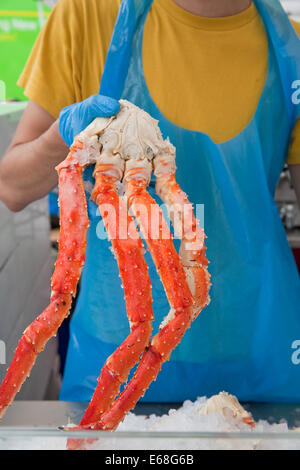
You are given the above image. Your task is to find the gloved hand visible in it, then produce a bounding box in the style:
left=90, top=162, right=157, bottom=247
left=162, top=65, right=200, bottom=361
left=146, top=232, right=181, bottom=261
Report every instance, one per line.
left=59, top=95, right=120, bottom=147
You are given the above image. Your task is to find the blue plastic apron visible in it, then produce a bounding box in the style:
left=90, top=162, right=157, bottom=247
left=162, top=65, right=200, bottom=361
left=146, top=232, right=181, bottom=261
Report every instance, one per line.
left=60, top=0, right=300, bottom=403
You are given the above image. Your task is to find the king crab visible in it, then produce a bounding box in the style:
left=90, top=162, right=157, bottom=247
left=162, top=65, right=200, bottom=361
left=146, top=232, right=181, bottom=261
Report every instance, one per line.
left=0, top=100, right=211, bottom=447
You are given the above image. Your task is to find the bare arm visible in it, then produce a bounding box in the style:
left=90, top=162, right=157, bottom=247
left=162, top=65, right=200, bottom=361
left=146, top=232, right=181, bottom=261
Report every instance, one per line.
left=289, top=164, right=300, bottom=208
left=0, top=100, right=69, bottom=212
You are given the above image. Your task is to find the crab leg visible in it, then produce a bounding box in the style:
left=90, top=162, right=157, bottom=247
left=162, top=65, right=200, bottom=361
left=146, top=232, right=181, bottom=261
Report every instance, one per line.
left=0, top=294, right=72, bottom=419
left=66, top=160, right=155, bottom=450
left=92, top=157, right=213, bottom=428
left=77, top=160, right=154, bottom=427
left=153, top=152, right=211, bottom=318
left=125, top=163, right=193, bottom=321
left=0, top=143, right=89, bottom=418
left=70, top=161, right=198, bottom=432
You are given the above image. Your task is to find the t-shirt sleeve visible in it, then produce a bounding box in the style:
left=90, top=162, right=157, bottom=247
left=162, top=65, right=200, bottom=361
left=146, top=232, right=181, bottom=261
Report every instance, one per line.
left=287, top=20, right=300, bottom=165
left=18, top=0, right=84, bottom=119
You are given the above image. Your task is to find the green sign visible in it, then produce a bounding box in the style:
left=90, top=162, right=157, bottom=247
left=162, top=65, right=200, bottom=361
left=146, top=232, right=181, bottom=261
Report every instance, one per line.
left=0, top=0, right=51, bottom=101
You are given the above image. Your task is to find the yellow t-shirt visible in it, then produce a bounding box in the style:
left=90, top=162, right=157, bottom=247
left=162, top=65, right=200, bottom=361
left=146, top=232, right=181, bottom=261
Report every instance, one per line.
left=18, top=0, right=300, bottom=164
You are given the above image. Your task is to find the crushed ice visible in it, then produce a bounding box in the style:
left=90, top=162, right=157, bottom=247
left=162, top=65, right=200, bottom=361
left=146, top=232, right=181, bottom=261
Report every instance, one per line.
left=1, top=393, right=299, bottom=450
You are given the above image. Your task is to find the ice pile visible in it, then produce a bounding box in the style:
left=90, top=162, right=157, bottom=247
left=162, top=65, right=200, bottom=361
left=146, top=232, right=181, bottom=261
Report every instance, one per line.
left=88, top=392, right=298, bottom=451
left=118, top=392, right=255, bottom=433
left=1, top=392, right=299, bottom=450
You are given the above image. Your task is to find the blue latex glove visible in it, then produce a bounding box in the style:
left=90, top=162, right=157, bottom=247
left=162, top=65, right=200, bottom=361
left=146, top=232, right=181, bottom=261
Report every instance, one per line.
left=59, top=95, right=120, bottom=147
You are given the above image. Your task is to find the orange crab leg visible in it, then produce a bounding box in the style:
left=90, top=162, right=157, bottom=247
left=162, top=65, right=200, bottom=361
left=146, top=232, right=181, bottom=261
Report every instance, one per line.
left=0, top=143, right=89, bottom=418
left=91, top=162, right=212, bottom=430
left=73, top=307, right=195, bottom=432
left=71, top=155, right=211, bottom=432
left=125, top=178, right=193, bottom=313
left=0, top=293, right=72, bottom=418
left=67, top=163, right=155, bottom=450
left=78, top=163, right=154, bottom=427
left=69, top=166, right=197, bottom=433
left=154, top=169, right=211, bottom=318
